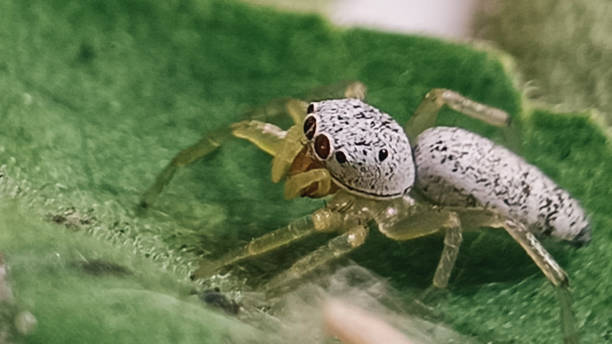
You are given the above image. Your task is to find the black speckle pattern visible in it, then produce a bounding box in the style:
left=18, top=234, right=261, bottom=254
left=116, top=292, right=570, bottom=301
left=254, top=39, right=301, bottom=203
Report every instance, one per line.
left=309, top=99, right=414, bottom=199
left=414, top=127, right=591, bottom=243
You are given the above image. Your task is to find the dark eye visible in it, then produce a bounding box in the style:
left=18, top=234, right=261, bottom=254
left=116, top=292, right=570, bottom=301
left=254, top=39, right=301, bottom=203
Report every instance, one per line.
left=378, top=149, right=388, bottom=162
left=307, top=103, right=314, bottom=114
left=314, top=134, right=331, bottom=160
left=303, top=116, right=316, bottom=140
left=335, top=151, right=347, bottom=164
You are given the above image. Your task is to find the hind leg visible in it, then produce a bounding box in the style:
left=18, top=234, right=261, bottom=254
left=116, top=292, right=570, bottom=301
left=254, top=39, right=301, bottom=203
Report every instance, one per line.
left=500, top=220, right=577, bottom=344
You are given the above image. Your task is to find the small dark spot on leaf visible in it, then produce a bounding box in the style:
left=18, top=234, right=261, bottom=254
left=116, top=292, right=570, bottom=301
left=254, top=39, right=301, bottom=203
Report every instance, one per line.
left=201, top=288, right=240, bottom=315
left=77, top=43, right=96, bottom=63
left=77, top=259, right=131, bottom=276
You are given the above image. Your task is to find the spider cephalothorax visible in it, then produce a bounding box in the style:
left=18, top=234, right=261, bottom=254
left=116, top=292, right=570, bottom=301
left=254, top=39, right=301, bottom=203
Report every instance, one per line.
left=303, top=99, right=414, bottom=199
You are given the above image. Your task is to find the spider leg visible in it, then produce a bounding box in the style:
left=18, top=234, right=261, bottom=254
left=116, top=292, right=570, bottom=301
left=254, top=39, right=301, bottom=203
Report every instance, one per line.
left=283, top=168, right=332, bottom=199
left=140, top=82, right=366, bottom=209
left=405, top=88, right=511, bottom=141
left=376, top=205, right=510, bottom=289
left=230, top=120, right=288, bottom=156
left=376, top=204, right=466, bottom=288
left=194, top=207, right=345, bottom=278
left=501, top=220, right=568, bottom=287
left=244, top=95, right=319, bottom=125
left=457, top=213, right=577, bottom=343
left=433, top=219, right=462, bottom=289
left=139, top=107, right=304, bottom=209
left=500, top=220, right=577, bottom=344
left=139, top=126, right=232, bottom=209
left=269, top=126, right=306, bottom=183
left=139, top=119, right=291, bottom=209
left=383, top=206, right=577, bottom=342
left=280, top=80, right=367, bottom=124
left=235, top=124, right=335, bottom=199
left=305, top=80, right=367, bottom=101
left=429, top=211, right=577, bottom=343
left=425, top=208, right=571, bottom=289
left=264, top=225, right=369, bottom=293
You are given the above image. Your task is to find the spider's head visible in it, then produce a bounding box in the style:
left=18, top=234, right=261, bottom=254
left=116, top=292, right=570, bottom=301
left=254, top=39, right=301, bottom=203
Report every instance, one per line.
left=300, top=99, right=415, bottom=199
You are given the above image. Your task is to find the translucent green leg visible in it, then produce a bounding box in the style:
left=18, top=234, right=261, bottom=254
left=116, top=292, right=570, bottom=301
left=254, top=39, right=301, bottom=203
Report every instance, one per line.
left=264, top=225, right=369, bottom=293
left=195, top=215, right=316, bottom=278
left=244, top=80, right=367, bottom=126
left=140, top=82, right=367, bottom=210
left=375, top=205, right=464, bottom=288
left=305, top=81, right=367, bottom=101
left=231, top=120, right=287, bottom=155
left=194, top=208, right=344, bottom=278
left=501, top=220, right=578, bottom=344
left=558, top=288, right=579, bottom=344
left=139, top=118, right=293, bottom=209
left=139, top=127, right=232, bottom=209
left=283, top=168, right=332, bottom=199
left=405, top=88, right=511, bottom=141
left=243, top=97, right=305, bottom=125
left=270, top=126, right=305, bottom=183
left=432, top=218, right=463, bottom=289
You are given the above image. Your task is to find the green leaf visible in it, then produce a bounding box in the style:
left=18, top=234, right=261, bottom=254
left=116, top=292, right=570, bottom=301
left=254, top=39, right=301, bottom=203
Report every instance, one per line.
left=0, top=0, right=609, bottom=343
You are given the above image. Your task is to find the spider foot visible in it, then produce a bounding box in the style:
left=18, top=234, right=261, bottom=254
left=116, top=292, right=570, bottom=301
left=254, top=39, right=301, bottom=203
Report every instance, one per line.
left=418, top=285, right=449, bottom=305
left=405, top=286, right=448, bottom=322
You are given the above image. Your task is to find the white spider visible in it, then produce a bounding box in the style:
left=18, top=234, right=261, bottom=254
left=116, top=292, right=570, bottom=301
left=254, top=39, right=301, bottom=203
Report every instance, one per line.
left=141, top=82, right=589, bottom=343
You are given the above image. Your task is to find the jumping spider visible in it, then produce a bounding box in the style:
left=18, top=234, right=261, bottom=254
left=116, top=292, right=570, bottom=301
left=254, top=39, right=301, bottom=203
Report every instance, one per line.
left=141, top=82, right=589, bottom=342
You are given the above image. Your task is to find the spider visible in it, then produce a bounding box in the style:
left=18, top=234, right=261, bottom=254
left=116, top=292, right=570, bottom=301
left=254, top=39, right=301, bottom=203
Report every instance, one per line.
left=140, top=82, right=589, bottom=342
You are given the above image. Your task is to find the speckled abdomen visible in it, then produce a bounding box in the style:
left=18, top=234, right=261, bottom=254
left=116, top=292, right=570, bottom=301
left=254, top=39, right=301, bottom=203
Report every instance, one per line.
left=414, top=127, right=590, bottom=244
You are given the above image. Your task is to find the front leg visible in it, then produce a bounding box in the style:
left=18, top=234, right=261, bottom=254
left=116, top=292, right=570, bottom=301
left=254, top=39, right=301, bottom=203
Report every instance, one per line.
left=139, top=126, right=232, bottom=209
left=140, top=119, right=299, bottom=209
left=265, top=225, right=369, bottom=293
left=140, top=82, right=366, bottom=209
left=194, top=206, right=347, bottom=279
left=196, top=192, right=370, bottom=289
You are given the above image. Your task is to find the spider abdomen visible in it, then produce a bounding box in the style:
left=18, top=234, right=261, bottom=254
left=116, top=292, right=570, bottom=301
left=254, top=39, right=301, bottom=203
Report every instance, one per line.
left=413, top=126, right=590, bottom=244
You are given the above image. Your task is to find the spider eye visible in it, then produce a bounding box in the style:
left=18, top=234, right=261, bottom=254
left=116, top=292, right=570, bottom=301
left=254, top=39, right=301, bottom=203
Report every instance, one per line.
left=303, top=116, right=316, bottom=140
left=307, top=103, right=315, bottom=114
left=314, top=134, right=331, bottom=160
left=335, top=151, right=347, bottom=164
left=378, top=149, right=388, bottom=162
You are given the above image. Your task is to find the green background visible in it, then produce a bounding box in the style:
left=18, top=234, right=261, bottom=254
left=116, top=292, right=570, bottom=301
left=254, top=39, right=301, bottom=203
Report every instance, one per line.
left=0, top=0, right=610, bottom=343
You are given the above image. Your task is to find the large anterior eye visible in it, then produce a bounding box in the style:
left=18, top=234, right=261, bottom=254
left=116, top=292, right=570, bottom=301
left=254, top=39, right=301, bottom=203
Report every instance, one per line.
left=314, top=134, right=331, bottom=160
left=303, top=116, right=316, bottom=140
